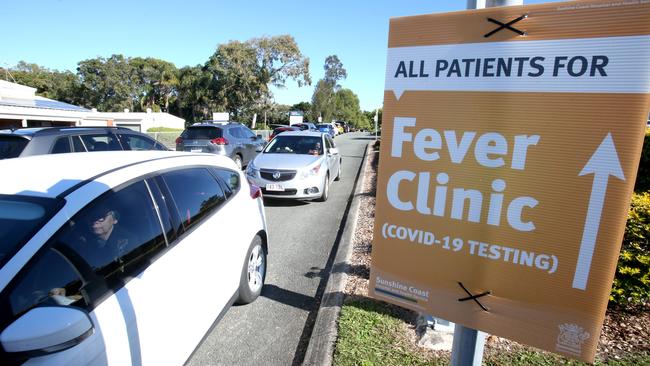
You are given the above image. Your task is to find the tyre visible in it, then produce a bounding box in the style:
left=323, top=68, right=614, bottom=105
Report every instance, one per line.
left=236, top=236, right=266, bottom=304
left=233, top=154, right=243, bottom=170
left=318, top=174, right=330, bottom=202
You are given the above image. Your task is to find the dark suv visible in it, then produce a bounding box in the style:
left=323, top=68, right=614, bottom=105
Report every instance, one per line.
left=175, top=121, right=266, bottom=169
left=0, top=126, right=168, bottom=160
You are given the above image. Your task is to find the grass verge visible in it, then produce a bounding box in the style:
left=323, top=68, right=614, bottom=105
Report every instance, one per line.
left=334, top=297, right=650, bottom=366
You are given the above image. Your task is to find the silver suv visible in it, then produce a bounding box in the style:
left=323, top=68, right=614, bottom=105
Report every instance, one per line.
left=175, top=121, right=266, bottom=169
left=0, top=126, right=168, bottom=160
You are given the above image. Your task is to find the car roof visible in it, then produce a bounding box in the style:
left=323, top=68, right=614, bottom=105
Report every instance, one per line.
left=189, top=121, right=240, bottom=127
left=276, top=131, right=324, bottom=138
left=0, top=151, right=232, bottom=198
left=0, top=126, right=133, bottom=136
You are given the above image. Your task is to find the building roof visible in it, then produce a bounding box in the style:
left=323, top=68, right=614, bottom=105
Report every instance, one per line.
left=0, top=96, right=89, bottom=112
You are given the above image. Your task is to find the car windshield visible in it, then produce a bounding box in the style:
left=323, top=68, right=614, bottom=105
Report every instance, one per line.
left=0, top=136, right=29, bottom=159
left=316, top=124, right=330, bottom=129
left=0, top=194, right=65, bottom=269
left=184, top=127, right=223, bottom=139
left=263, top=135, right=323, bottom=155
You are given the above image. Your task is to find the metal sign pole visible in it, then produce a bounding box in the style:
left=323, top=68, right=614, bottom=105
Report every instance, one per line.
left=449, top=1, right=523, bottom=365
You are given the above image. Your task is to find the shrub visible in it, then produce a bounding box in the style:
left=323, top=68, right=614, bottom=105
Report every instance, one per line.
left=634, top=131, right=650, bottom=192
left=146, top=127, right=184, bottom=132
left=611, top=192, right=650, bottom=306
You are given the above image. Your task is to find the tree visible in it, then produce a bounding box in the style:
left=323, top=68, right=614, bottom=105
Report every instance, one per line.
left=332, top=88, right=369, bottom=130
left=6, top=62, right=80, bottom=105
left=76, top=55, right=140, bottom=111
left=311, top=55, right=347, bottom=122
left=204, top=35, right=311, bottom=119
left=291, top=101, right=312, bottom=121
left=173, top=65, right=214, bottom=123
left=131, top=57, right=179, bottom=112
left=324, top=55, right=347, bottom=86
left=253, top=35, right=311, bottom=90
left=311, top=80, right=335, bottom=122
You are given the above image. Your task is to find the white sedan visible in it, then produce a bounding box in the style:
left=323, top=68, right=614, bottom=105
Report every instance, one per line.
left=0, top=151, right=268, bottom=365
left=245, top=131, right=341, bottom=201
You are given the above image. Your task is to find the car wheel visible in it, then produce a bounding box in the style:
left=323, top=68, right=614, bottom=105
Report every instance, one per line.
left=233, top=154, right=243, bottom=170
left=236, top=236, right=266, bottom=305
left=318, top=174, right=330, bottom=202
left=335, top=162, right=341, bottom=181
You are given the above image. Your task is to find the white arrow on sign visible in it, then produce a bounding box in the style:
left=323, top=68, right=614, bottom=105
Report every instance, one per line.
left=573, top=133, right=625, bottom=290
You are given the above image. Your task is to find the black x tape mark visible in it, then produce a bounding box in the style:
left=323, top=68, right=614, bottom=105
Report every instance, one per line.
left=484, top=14, right=528, bottom=38
left=457, top=282, right=491, bottom=312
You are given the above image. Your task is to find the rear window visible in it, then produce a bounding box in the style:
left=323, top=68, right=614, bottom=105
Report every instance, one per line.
left=184, top=127, right=223, bottom=139
left=0, top=195, right=65, bottom=269
left=0, top=136, right=29, bottom=159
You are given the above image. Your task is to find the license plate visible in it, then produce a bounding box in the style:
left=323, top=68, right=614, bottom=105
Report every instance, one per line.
left=191, top=148, right=202, bottom=152
left=265, top=184, right=285, bottom=192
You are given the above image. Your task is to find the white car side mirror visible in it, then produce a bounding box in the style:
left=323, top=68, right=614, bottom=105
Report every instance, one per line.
left=328, top=147, right=339, bottom=155
left=1, top=306, right=94, bottom=354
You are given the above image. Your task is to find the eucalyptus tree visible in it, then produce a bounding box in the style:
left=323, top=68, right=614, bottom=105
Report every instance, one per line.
left=204, top=35, right=311, bottom=119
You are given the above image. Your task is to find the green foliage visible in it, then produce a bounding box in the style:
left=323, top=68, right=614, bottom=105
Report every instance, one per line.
left=311, top=79, right=336, bottom=122
left=291, top=101, right=313, bottom=121
left=634, top=131, right=650, bottom=192
left=131, top=57, right=178, bottom=112
left=172, top=65, right=213, bottom=122
left=6, top=61, right=80, bottom=105
left=204, top=35, right=311, bottom=119
left=334, top=298, right=442, bottom=366
left=76, top=54, right=140, bottom=112
left=611, top=192, right=650, bottom=306
left=146, top=127, right=183, bottom=132
left=5, top=36, right=314, bottom=127
left=324, top=55, right=347, bottom=84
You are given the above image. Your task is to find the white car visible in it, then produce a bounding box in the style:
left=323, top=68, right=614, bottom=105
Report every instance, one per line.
left=0, top=151, right=268, bottom=365
left=246, top=131, right=341, bottom=201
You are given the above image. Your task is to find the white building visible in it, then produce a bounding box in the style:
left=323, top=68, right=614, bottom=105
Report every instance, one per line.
left=0, top=80, right=185, bottom=131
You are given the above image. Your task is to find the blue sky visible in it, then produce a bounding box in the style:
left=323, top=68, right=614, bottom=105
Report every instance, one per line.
left=4, top=0, right=555, bottom=111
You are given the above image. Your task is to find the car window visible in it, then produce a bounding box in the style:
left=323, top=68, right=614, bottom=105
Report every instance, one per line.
left=0, top=136, right=29, bottom=159
left=230, top=127, right=244, bottom=139
left=210, top=168, right=240, bottom=198
left=1, top=247, right=87, bottom=330
left=62, top=181, right=167, bottom=291
left=119, top=133, right=166, bottom=151
left=241, top=127, right=256, bottom=138
left=161, top=168, right=227, bottom=230
left=0, top=195, right=65, bottom=269
left=325, top=136, right=333, bottom=149
left=72, top=135, right=86, bottom=152
left=51, top=137, right=72, bottom=154
left=79, top=134, right=121, bottom=152
left=185, top=127, right=222, bottom=140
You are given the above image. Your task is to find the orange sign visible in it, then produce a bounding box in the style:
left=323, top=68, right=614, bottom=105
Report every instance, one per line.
left=369, top=0, right=650, bottom=362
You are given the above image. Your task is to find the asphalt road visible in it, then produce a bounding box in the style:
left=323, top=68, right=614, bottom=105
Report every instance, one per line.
left=187, top=132, right=373, bottom=366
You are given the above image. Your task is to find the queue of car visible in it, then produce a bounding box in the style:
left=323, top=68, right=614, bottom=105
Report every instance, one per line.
left=0, top=120, right=344, bottom=365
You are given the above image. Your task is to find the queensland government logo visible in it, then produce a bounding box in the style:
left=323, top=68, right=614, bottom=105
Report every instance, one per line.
left=556, top=323, right=590, bottom=356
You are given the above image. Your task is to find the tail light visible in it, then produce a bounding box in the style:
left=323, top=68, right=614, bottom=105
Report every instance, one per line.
left=175, top=137, right=183, bottom=144
left=250, top=184, right=262, bottom=199
left=210, top=137, right=229, bottom=145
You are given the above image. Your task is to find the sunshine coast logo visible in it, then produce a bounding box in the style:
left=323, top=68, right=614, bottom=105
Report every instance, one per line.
left=556, top=323, right=590, bottom=356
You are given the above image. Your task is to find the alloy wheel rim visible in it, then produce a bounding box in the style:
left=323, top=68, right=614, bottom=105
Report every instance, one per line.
left=247, top=245, right=265, bottom=292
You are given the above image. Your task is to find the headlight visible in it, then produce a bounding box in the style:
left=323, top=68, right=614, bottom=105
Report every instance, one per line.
left=246, top=161, right=259, bottom=177
left=301, top=164, right=321, bottom=179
